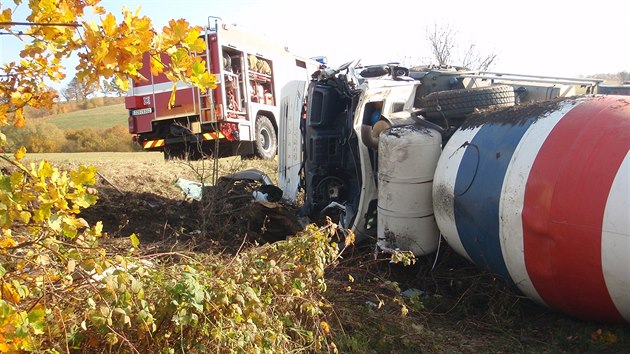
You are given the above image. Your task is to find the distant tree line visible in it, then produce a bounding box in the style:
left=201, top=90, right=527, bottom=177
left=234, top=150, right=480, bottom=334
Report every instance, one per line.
left=586, top=71, right=630, bottom=83
left=61, top=76, right=126, bottom=103
left=3, top=122, right=138, bottom=153
left=24, top=75, right=126, bottom=119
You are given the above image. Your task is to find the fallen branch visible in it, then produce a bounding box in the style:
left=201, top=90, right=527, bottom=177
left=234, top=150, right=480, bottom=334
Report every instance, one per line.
left=97, top=171, right=126, bottom=196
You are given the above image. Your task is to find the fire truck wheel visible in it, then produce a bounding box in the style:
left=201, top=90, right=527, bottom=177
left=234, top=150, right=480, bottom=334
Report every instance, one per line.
left=416, top=85, right=515, bottom=119
left=255, top=115, right=277, bottom=160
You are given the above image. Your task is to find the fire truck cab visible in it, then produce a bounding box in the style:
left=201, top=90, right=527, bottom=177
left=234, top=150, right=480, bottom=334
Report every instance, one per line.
left=125, top=17, right=320, bottom=160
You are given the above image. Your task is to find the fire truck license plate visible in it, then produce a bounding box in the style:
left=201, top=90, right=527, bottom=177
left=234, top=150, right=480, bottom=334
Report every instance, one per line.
left=131, top=108, right=153, bottom=115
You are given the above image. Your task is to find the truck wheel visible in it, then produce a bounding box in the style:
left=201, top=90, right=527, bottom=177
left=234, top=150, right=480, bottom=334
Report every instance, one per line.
left=416, top=85, right=515, bottom=119
left=255, top=115, right=277, bottom=160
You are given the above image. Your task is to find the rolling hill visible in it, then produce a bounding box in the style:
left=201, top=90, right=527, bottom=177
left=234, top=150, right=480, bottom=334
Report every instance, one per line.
left=41, top=103, right=128, bottom=130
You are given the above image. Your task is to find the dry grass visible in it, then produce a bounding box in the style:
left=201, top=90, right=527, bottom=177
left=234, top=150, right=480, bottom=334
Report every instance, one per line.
left=21, top=152, right=278, bottom=198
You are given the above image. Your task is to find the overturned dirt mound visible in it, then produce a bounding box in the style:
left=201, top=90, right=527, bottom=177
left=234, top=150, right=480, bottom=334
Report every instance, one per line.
left=80, top=175, right=303, bottom=253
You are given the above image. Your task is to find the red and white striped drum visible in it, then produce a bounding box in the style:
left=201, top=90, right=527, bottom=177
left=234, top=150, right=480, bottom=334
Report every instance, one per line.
left=433, top=95, right=630, bottom=323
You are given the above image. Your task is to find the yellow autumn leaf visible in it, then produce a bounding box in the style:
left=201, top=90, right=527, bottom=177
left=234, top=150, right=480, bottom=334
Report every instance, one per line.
left=164, top=19, right=190, bottom=41
left=320, top=321, right=330, bottom=335
left=18, top=211, right=31, bottom=224
left=168, top=83, right=177, bottom=109
left=101, top=12, right=117, bottom=37
left=10, top=91, right=32, bottom=107
left=37, top=160, right=54, bottom=178
left=184, top=29, right=206, bottom=53
left=150, top=55, right=165, bottom=77
left=0, top=230, right=17, bottom=248
left=92, top=5, right=106, bottom=15
left=122, top=5, right=134, bottom=27
left=14, top=146, right=26, bottom=161
left=345, top=229, right=356, bottom=247
left=0, top=9, right=13, bottom=29
left=184, top=28, right=200, bottom=44
left=114, top=74, right=130, bottom=92
left=130, top=233, right=140, bottom=248
left=93, top=221, right=103, bottom=236
left=0, top=109, right=8, bottom=127
left=69, top=165, right=97, bottom=186
left=400, top=304, right=409, bottom=317
left=13, top=109, right=26, bottom=129
left=330, top=342, right=339, bottom=354
left=197, top=72, right=217, bottom=90
left=1, top=282, right=21, bottom=304
left=132, top=16, right=152, bottom=35
left=102, top=47, right=119, bottom=69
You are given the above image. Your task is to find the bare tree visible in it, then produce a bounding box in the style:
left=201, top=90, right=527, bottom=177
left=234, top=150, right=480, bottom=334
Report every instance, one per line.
left=427, top=23, right=456, bottom=66
left=426, top=23, right=497, bottom=70
left=101, top=78, right=126, bottom=97
left=61, top=76, right=97, bottom=102
left=460, top=43, right=497, bottom=71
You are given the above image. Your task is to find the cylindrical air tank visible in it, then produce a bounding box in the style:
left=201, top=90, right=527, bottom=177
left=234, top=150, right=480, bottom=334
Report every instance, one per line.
left=433, top=95, right=630, bottom=323
left=377, top=125, right=442, bottom=256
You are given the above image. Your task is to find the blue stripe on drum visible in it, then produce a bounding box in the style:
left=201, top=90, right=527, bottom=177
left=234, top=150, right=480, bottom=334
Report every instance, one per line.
left=453, top=120, right=535, bottom=281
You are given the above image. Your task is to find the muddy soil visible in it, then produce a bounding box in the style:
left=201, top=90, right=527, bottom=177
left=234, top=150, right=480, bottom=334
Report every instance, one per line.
left=78, top=157, right=299, bottom=254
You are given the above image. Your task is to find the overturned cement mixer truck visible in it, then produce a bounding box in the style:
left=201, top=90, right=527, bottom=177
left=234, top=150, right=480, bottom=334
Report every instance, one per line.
left=279, top=62, right=630, bottom=323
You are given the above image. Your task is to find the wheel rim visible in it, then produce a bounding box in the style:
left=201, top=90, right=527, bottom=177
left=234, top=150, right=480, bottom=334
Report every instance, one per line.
left=260, top=127, right=271, bottom=152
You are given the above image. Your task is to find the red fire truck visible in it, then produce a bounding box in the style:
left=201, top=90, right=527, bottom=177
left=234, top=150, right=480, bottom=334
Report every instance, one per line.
left=125, top=17, right=320, bottom=160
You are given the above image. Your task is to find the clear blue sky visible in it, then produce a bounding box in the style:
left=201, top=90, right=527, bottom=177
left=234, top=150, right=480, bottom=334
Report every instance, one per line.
left=2, top=0, right=629, bottom=90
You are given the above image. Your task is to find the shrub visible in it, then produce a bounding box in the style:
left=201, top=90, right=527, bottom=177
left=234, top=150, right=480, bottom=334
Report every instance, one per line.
left=63, top=125, right=136, bottom=152
left=63, top=128, right=103, bottom=152
left=0, top=155, right=340, bottom=352
left=3, top=121, right=135, bottom=153
left=3, top=121, right=66, bottom=153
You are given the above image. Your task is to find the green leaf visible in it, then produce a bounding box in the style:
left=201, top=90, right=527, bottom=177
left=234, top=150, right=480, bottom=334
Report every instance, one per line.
left=0, top=175, right=11, bottom=191
left=131, top=278, right=142, bottom=293
left=48, top=213, right=62, bottom=233
left=191, top=61, right=205, bottom=77
left=27, top=306, right=46, bottom=335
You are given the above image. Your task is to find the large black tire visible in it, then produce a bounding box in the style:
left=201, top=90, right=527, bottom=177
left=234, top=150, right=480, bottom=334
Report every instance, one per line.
left=255, top=115, right=277, bottom=160
left=417, top=85, right=515, bottom=119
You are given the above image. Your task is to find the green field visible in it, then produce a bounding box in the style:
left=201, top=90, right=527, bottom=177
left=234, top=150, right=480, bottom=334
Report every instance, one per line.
left=42, top=103, right=128, bottom=129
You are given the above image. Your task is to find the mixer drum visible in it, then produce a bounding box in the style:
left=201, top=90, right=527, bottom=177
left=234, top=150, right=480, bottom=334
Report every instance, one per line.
left=433, top=95, right=630, bottom=323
